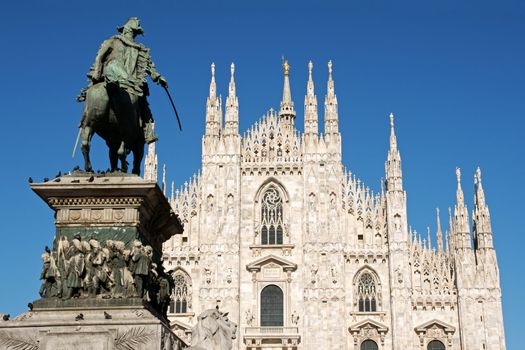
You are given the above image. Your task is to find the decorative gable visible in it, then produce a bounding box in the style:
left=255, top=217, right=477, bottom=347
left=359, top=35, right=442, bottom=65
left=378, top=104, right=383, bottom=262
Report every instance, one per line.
left=414, top=319, right=455, bottom=349
left=349, top=319, right=389, bottom=347
left=246, top=254, right=297, bottom=283
left=415, top=319, right=455, bottom=334
left=246, top=254, right=297, bottom=272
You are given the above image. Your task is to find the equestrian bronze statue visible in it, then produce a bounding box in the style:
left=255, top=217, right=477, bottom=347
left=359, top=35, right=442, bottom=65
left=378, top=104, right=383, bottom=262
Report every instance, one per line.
left=77, top=17, right=168, bottom=175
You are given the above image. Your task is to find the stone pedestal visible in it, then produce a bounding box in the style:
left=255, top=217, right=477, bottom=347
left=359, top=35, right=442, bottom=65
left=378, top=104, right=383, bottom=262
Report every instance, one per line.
left=0, top=301, right=187, bottom=350
left=30, top=172, right=182, bottom=257
left=0, top=173, right=186, bottom=350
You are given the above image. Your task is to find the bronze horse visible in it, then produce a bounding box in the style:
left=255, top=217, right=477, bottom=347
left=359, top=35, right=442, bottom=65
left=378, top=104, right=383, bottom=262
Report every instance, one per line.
left=79, top=82, right=145, bottom=175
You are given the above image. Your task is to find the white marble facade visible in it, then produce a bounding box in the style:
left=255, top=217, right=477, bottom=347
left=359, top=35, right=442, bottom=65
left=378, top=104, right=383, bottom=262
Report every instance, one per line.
left=154, top=61, right=506, bottom=350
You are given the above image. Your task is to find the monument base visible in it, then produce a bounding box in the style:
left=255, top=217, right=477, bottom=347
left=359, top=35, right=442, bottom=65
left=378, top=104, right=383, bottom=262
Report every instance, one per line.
left=0, top=301, right=187, bottom=350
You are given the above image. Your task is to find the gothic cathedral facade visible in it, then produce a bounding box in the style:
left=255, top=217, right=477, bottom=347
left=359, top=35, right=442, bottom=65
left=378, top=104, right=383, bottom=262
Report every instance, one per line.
left=146, top=61, right=506, bottom=350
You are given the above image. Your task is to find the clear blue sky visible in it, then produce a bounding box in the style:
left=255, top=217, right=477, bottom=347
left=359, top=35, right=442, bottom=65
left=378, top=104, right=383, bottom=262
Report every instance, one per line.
left=0, top=0, right=523, bottom=346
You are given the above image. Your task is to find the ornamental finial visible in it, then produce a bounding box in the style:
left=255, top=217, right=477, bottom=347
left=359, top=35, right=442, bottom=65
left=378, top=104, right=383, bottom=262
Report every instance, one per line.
left=231, top=62, right=235, bottom=76
left=211, top=62, right=215, bottom=77
left=456, top=167, right=461, bottom=184
left=390, top=112, right=394, bottom=128
left=328, top=60, right=333, bottom=76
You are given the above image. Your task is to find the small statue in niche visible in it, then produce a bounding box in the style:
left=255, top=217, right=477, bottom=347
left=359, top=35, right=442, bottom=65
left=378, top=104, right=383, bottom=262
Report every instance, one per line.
left=394, top=214, right=401, bottom=232
left=308, top=193, right=317, bottom=211
left=329, top=192, right=337, bottom=209
left=245, top=309, right=254, bottom=326
left=204, top=266, right=212, bottom=284
left=310, top=263, right=319, bottom=284
left=291, top=310, right=300, bottom=325
left=226, top=267, right=233, bottom=284
left=329, top=264, right=338, bottom=284
left=206, top=194, right=215, bottom=212
left=395, top=265, right=404, bottom=285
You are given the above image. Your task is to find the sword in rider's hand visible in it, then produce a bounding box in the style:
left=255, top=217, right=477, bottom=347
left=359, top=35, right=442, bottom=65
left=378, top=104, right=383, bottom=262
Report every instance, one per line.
left=72, top=90, right=87, bottom=158
left=72, top=127, right=82, bottom=159
left=162, top=84, right=183, bottom=131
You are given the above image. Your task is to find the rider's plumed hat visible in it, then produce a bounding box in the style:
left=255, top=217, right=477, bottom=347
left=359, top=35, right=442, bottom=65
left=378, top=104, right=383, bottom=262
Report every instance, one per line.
left=118, top=17, right=144, bottom=35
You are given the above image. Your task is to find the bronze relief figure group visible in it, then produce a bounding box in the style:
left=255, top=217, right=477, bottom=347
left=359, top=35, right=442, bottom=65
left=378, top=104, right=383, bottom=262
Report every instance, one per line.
left=39, top=236, right=173, bottom=317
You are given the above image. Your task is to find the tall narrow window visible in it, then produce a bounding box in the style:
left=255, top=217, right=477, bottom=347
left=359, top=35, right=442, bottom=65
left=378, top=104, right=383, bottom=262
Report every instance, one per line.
left=170, top=273, right=190, bottom=314
left=427, top=340, right=445, bottom=350
left=358, top=273, right=377, bottom=312
left=261, top=187, right=284, bottom=245
left=260, top=285, right=283, bottom=326
left=361, top=340, right=378, bottom=350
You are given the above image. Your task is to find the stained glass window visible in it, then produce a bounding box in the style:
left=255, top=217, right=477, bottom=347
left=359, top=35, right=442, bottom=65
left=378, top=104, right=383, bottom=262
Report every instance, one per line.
left=260, top=285, right=283, bottom=326
left=361, top=340, right=378, bottom=350
left=261, top=187, right=284, bottom=245
left=358, top=273, right=377, bottom=312
left=427, top=340, right=446, bottom=350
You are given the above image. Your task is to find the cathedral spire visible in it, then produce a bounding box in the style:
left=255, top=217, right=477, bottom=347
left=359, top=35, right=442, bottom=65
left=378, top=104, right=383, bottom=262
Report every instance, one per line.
left=448, top=207, right=455, bottom=251
left=454, top=167, right=471, bottom=250
left=205, top=63, right=221, bottom=138
left=473, top=167, right=493, bottom=249
left=304, top=60, right=318, bottom=136
left=324, top=60, right=339, bottom=135
left=456, top=167, right=465, bottom=207
left=279, top=59, right=296, bottom=128
left=224, top=62, right=239, bottom=136
left=385, top=113, right=403, bottom=192
left=474, top=167, right=486, bottom=208
left=210, top=62, right=216, bottom=99
left=436, top=208, right=444, bottom=253
left=390, top=112, right=397, bottom=150
left=143, top=123, right=158, bottom=181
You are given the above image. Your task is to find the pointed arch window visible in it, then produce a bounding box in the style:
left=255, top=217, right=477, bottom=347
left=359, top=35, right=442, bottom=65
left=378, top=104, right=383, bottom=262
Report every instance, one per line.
left=169, top=272, right=191, bottom=314
left=261, top=187, right=284, bottom=245
left=358, top=273, right=378, bottom=312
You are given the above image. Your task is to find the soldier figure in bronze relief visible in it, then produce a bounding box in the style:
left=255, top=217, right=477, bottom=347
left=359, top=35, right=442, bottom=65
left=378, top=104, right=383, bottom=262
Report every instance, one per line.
left=64, top=238, right=85, bottom=300
left=131, top=240, right=151, bottom=298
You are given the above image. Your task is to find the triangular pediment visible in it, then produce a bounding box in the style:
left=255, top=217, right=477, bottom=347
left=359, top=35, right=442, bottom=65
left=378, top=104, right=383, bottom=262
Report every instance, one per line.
left=171, top=319, right=192, bottom=331
left=170, top=319, right=192, bottom=345
left=415, top=319, right=455, bottom=334
left=246, top=254, right=297, bottom=272
left=349, top=319, right=388, bottom=333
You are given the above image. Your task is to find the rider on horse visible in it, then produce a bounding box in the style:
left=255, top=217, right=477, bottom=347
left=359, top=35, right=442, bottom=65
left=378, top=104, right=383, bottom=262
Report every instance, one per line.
left=79, top=17, right=167, bottom=144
